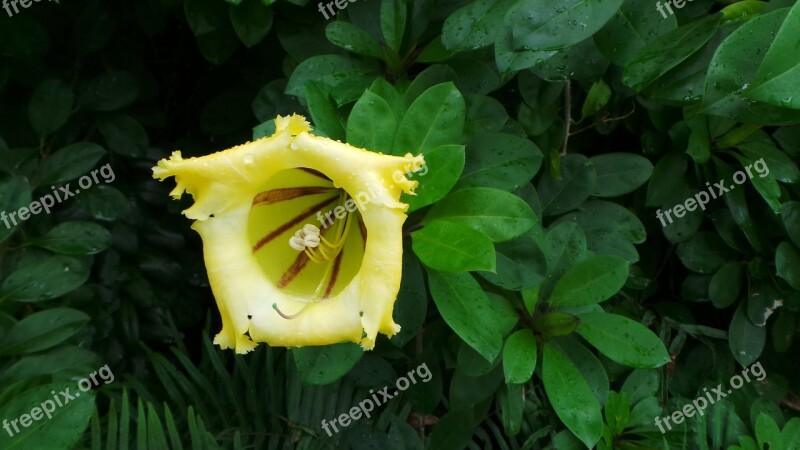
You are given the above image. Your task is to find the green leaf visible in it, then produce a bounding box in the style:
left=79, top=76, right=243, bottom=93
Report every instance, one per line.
left=0, top=177, right=32, bottom=243
left=532, top=312, right=579, bottom=337
left=686, top=113, right=711, bottom=163
left=621, top=369, right=660, bottom=405
left=553, top=200, right=646, bottom=262
left=95, top=114, right=148, bottom=157
left=292, top=342, right=363, bottom=385
left=0, top=308, right=90, bottom=355
left=508, top=0, right=624, bottom=52
left=709, top=262, right=742, bottom=308
left=776, top=241, right=800, bottom=290
left=423, top=187, right=536, bottom=242
left=405, top=144, right=465, bottom=212
left=702, top=9, right=800, bottom=124
left=737, top=133, right=799, bottom=183
left=305, top=82, right=345, bottom=140
left=478, top=231, right=548, bottom=291
left=746, top=1, right=800, bottom=108
left=677, top=232, right=737, bottom=274
left=427, top=270, right=503, bottom=361
left=285, top=55, right=378, bottom=105
left=380, top=0, right=407, bottom=52
left=252, top=79, right=302, bottom=122
left=542, top=342, right=603, bottom=448
left=589, top=153, right=654, bottom=198
left=721, top=1, right=767, bottom=23
left=498, top=383, right=525, bottom=436
left=32, top=222, right=111, bottom=255
left=581, top=80, right=611, bottom=120
left=393, top=82, right=465, bottom=155
left=79, top=70, right=139, bottom=111
left=782, top=418, right=800, bottom=449
left=728, top=154, right=779, bottom=213
left=538, top=154, right=597, bottom=216
left=0, top=346, right=100, bottom=386
left=530, top=37, right=610, bottom=83
left=428, top=410, right=474, bottom=450
left=548, top=256, right=629, bottom=307
left=326, top=21, right=382, bottom=58
left=412, top=220, right=495, bottom=272
left=390, top=255, right=427, bottom=347
left=755, top=413, right=782, bottom=450
left=772, top=310, right=794, bottom=353
left=0, top=382, right=95, bottom=449
left=463, top=94, right=510, bottom=138
left=502, top=329, right=537, bottom=384
left=39, top=142, right=107, bottom=185
left=346, top=89, right=397, bottom=153
left=646, top=152, right=688, bottom=207
left=0, top=256, right=90, bottom=303
left=229, top=0, right=272, bottom=47
left=29, top=79, right=74, bottom=136
left=782, top=201, right=800, bottom=248
left=604, top=391, right=630, bottom=436
left=77, top=185, right=129, bottom=222
left=458, top=132, right=542, bottom=191
left=729, top=302, right=765, bottom=366
left=594, top=0, right=677, bottom=66
left=543, top=221, right=587, bottom=279
left=442, top=0, right=515, bottom=52
left=575, top=312, right=670, bottom=368
left=623, top=15, right=720, bottom=92
left=556, top=336, right=609, bottom=405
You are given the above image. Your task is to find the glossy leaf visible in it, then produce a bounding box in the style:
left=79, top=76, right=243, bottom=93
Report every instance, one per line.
left=32, top=221, right=111, bottom=255
left=0, top=308, right=90, bottom=355
left=393, top=82, right=465, bottom=155
left=0, top=257, right=90, bottom=303
left=542, top=342, right=603, bottom=448
left=423, top=187, right=537, bottom=242
left=412, top=220, right=496, bottom=272
left=548, top=255, right=629, bottom=307
left=39, top=142, right=107, bottom=185
left=427, top=270, right=504, bottom=361
left=502, top=329, right=537, bottom=384
left=575, top=312, right=670, bottom=368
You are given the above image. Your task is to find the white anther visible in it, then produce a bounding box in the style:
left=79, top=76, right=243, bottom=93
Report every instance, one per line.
left=303, top=234, right=320, bottom=248
left=294, top=229, right=306, bottom=239
left=303, top=224, right=320, bottom=235
left=289, top=236, right=306, bottom=251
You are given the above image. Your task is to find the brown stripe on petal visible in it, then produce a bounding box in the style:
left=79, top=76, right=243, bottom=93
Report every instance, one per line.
left=323, top=249, right=344, bottom=299
left=358, top=216, right=367, bottom=249
left=252, top=197, right=338, bottom=252
left=299, top=168, right=330, bottom=181
left=252, top=186, right=334, bottom=206
left=277, top=250, right=311, bottom=289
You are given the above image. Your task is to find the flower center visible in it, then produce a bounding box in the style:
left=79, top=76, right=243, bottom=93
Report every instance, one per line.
left=247, top=168, right=366, bottom=305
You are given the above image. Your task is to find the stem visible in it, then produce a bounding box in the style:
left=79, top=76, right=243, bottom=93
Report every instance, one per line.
left=561, top=81, right=572, bottom=157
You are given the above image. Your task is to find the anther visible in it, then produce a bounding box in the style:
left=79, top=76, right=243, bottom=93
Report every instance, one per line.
left=304, top=234, right=320, bottom=248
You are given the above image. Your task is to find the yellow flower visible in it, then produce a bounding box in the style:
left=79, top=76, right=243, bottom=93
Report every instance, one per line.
left=152, top=115, right=424, bottom=353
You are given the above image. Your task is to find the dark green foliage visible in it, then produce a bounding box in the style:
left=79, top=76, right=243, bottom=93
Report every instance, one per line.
left=1, top=0, right=799, bottom=449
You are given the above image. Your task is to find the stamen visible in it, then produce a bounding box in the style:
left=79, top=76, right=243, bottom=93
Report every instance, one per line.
left=289, top=235, right=306, bottom=251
